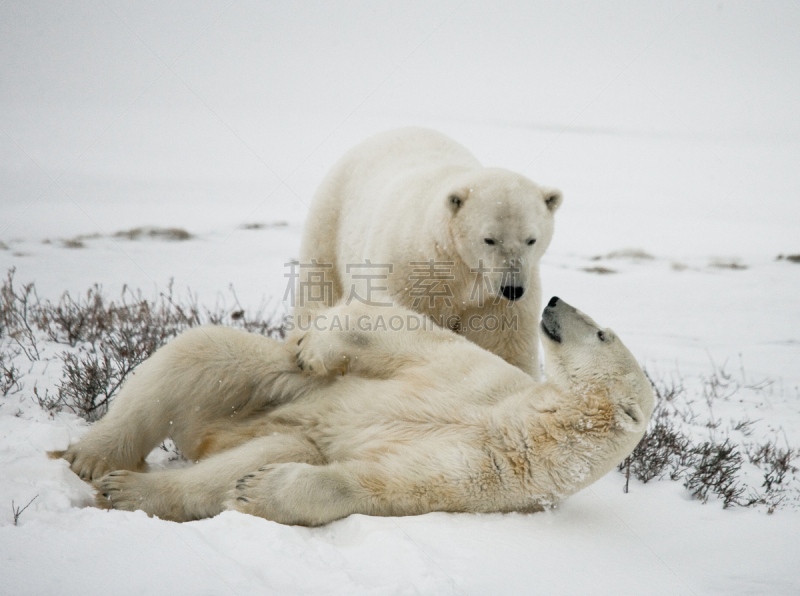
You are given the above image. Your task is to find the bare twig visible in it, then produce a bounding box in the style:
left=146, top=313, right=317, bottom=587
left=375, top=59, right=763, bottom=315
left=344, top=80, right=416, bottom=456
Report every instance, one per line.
left=12, top=494, right=39, bottom=525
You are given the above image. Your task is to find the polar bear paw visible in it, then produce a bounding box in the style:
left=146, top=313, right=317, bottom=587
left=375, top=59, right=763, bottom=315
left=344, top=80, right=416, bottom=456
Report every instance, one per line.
left=227, top=464, right=294, bottom=521
left=227, top=463, right=327, bottom=525
left=227, top=462, right=355, bottom=526
left=293, top=330, right=349, bottom=377
left=94, top=470, right=151, bottom=513
left=52, top=440, right=143, bottom=482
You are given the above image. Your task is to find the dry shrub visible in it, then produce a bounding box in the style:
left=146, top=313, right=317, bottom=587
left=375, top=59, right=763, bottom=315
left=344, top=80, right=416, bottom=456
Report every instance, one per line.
left=582, top=266, right=617, bottom=275
left=0, top=268, right=283, bottom=421
left=620, top=368, right=798, bottom=511
left=114, top=227, right=193, bottom=241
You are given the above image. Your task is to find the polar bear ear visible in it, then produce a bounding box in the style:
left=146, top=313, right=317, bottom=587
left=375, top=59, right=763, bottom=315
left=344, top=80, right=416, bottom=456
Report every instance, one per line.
left=542, top=188, right=563, bottom=213
left=447, top=192, right=467, bottom=214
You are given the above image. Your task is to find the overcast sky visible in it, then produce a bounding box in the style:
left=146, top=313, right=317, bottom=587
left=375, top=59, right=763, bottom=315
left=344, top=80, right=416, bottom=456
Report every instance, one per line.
left=2, top=1, right=799, bottom=249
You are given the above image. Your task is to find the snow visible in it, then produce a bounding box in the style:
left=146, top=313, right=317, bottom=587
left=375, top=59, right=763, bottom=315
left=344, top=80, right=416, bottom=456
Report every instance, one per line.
left=2, top=1, right=800, bottom=594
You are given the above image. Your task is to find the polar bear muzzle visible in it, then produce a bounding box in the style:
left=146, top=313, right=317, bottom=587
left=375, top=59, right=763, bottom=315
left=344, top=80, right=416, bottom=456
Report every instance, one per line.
left=541, top=296, right=562, bottom=342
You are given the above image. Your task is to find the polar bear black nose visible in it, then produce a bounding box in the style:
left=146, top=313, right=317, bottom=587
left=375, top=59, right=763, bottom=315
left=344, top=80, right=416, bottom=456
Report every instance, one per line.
left=502, top=286, right=525, bottom=301
left=547, top=296, right=559, bottom=308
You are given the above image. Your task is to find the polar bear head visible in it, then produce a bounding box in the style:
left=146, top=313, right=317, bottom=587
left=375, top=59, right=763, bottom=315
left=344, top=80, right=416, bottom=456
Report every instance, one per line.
left=539, top=296, right=654, bottom=433
left=445, top=168, right=562, bottom=304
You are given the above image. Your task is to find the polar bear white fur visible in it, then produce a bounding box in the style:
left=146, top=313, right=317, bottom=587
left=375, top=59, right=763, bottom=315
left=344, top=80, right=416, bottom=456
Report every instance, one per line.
left=53, top=298, right=653, bottom=526
left=295, top=127, right=563, bottom=379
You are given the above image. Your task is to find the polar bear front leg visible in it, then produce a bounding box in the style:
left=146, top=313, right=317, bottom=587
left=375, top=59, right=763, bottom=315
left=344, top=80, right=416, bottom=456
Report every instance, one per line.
left=462, top=301, right=541, bottom=380
left=228, top=450, right=501, bottom=526
left=293, top=303, right=466, bottom=378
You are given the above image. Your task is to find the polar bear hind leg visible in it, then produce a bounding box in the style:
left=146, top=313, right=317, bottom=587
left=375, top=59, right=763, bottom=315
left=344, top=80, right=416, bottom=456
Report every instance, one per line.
left=96, top=432, right=324, bottom=521
left=54, top=325, right=319, bottom=481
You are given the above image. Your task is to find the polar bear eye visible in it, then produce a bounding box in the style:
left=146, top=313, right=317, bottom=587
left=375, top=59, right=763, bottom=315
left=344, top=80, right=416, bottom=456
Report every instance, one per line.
left=597, top=331, right=606, bottom=342
left=484, top=238, right=496, bottom=245
left=526, top=239, right=536, bottom=246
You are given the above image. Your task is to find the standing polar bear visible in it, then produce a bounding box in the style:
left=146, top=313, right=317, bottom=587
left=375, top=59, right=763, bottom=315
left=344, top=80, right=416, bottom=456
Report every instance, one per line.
left=53, top=298, right=653, bottom=526
left=295, top=128, right=563, bottom=379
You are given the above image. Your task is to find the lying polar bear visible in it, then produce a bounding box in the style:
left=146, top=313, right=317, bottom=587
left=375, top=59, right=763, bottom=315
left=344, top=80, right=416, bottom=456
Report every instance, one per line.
left=295, top=127, right=563, bottom=380
left=53, top=298, right=653, bottom=526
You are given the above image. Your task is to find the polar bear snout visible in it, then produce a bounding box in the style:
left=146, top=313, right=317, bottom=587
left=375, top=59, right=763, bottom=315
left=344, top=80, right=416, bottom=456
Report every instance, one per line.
left=501, top=285, right=525, bottom=301
left=541, top=297, right=598, bottom=344
left=541, top=296, right=563, bottom=342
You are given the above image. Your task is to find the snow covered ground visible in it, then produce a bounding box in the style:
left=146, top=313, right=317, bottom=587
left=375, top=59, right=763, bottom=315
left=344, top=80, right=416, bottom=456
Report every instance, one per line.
left=2, top=1, right=800, bottom=594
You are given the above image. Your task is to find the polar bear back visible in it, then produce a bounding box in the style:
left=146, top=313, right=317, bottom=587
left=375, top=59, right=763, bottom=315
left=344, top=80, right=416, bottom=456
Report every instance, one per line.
left=311, top=127, right=480, bottom=265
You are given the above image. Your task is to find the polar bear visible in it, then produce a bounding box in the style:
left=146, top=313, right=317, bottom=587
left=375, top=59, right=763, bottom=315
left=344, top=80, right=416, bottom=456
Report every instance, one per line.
left=53, top=298, right=653, bottom=526
left=294, top=127, right=562, bottom=379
